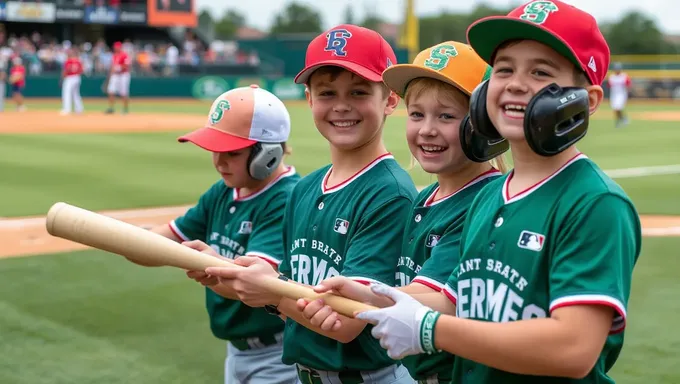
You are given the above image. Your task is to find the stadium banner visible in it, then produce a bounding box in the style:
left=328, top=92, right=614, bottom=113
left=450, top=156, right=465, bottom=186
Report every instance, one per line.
left=55, top=5, right=85, bottom=23
left=118, top=4, right=147, bottom=25
left=5, top=1, right=56, bottom=23
left=84, top=5, right=119, bottom=25
left=147, top=0, right=196, bottom=27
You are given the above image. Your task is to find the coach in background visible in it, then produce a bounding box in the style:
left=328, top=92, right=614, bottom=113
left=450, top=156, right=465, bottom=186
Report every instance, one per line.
left=60, top=48, right=85, bottom=115
left=104, top=41, right=131, bottom=115
left=9, top=56, right=26, bottom=112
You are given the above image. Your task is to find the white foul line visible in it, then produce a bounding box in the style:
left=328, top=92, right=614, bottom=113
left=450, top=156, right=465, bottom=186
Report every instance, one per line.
left=605, top=164, right=680, bottom=179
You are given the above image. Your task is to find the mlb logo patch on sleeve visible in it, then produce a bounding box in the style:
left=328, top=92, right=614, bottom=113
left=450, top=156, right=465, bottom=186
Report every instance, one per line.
left=517, top=230, right=545, bottom=251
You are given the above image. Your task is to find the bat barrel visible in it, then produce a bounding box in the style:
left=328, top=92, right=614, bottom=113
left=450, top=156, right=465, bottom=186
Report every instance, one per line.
left=45, top=202, right=378, bottom=317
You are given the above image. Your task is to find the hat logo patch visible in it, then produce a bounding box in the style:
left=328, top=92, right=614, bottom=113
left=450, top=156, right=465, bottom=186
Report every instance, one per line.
left=325, top=29, right=352, bottom=57
left=209, top=99, right=231, bottom=124
left=424, top=43, right=458, bottom=71
left=519, top=1, right=559, bottom=24
left=588, top=56, right=597, bottom=72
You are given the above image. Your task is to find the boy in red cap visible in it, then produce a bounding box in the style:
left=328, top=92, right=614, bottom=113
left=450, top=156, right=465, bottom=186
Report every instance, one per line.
left=204, top=24, right=418, bottom=383
left=322, top=2, right=641, bottom=383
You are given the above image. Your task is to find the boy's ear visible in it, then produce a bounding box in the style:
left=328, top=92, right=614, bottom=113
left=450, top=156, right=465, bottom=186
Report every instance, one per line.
left=384, top=90, right=400, bottom=116
left=585, top=85, right=604, bottom=115
left=305, top=87, right=312, bottom=108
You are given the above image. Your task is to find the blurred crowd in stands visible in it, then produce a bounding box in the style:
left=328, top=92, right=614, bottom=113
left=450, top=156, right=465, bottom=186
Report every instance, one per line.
left=0, top=28, right=261, bottom=76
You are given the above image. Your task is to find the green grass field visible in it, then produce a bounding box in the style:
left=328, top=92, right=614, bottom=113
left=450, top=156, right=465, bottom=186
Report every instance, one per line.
left=1, top=98, right=679, bottom=383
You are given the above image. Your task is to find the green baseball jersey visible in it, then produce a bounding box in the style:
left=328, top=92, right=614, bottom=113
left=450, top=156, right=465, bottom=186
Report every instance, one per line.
left=443, top=153, right=641, bottom=383
left=397, top=169, right=502, bottom=381
left=278, top=154, right=418, bottom=372
left=170, top=167, right=300, bottom=341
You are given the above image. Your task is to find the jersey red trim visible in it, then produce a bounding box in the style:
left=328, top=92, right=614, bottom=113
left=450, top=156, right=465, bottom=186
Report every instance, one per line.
left=442, top=284, right=457, bottom=305
left=424, top=169, right=502, bottom=207
left=346, top=277, right=379, bottom=286
left=412, top=278, right=443, bottom=292
left=321, top=153, right=393, bottom=194
left=550, top=295, right=626, bottom=334
left=503, top=153, right=586, bottom=204
left=168, top=221, right=189, bottom=242
left=246, top=251, right=281, bottom=267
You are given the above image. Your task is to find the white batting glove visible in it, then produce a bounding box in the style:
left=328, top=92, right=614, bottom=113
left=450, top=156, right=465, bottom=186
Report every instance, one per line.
left=355, top=283, right=441, bottom=360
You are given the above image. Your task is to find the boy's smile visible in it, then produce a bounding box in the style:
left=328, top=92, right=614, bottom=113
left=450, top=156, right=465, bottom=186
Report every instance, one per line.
left=306, top=70, right=398, bottom=151
left=486, top=39, right=577, bottom=141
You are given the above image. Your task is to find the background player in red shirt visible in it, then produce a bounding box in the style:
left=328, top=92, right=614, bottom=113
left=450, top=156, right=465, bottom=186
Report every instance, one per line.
left=104, top=41, right=131, bottom=114
left=60, top=48, right=85, bottom=115
left=9, top=56, right=26, bottom=112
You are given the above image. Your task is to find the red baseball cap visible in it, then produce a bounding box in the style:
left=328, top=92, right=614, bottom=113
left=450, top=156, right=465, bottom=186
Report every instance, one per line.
left=466, top=0, right=610, bottom=86
left=113, top=41, right=122, bottom=49
left=294, top=24, right=397, bottom=84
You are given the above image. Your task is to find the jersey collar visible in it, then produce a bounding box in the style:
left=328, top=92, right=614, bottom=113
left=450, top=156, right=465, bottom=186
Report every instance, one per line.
left=233, top=166, right=296, bottom=201
left=321, top=153, right=394, bottom=195
left=424, top=169, right=502, bottom=207
left=502, top=153, right=587, bottom=205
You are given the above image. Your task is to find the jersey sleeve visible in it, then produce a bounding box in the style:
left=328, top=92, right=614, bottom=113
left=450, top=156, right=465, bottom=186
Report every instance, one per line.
left=549, top=194, right=641, bottom=334
left=341, top=196, right=413, bottom=285
left=246, top=193, right=287, bottom=267
left=169, top=182, right=220, bottom=242
left=413, top=216, right=465, bottom=292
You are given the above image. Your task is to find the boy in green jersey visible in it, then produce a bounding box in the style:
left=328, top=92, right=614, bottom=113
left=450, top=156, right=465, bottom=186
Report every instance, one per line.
left=129, top=85, right=300, bottom=384
left=306, top=2, right=642, bottom=383
left=205, top=25, right=419, bottom=384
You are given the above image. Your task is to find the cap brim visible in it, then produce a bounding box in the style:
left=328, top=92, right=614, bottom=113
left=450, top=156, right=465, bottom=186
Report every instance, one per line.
left=178, top=127, right=256, bottom=152
left=294, top=60, right=382, bottom=84
left=382, top=64, right=474, bottom=98
left=467, top=16, right=583, bottom=73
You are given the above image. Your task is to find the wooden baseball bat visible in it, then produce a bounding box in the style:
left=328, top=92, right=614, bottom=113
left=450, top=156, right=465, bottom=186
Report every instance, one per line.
left=45, top=202, right=378, bottom=317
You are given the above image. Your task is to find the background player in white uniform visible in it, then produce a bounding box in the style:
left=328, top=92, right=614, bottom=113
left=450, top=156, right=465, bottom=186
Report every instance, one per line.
left=60, top=48, right=84, bottom=115
left=607, top=62, right=631, bottom=127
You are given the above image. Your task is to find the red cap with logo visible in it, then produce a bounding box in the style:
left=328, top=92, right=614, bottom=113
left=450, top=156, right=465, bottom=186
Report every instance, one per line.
left=294, top=24, right=397, bottom=84
left=466, top=0, right=610, bottom=86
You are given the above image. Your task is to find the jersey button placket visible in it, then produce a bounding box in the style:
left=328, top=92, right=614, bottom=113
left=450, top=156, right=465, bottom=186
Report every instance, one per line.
left=313, top=198, right=324, bottom=232
left=489, top=208, right=504, bottom=252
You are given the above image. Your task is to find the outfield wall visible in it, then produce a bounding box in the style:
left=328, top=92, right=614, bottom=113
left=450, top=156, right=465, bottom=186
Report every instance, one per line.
left=7, top=73, right=680, bottom=100
left=8, top=75, right=307, bottom=101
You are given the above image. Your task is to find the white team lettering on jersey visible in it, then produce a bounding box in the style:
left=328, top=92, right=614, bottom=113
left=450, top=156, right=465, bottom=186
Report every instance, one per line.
left=457, top=278, right=547, bottom=321
left=290, top=254, right=341, bottom=286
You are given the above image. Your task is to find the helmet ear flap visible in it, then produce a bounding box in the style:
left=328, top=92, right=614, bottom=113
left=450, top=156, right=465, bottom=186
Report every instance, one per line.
left=523, top=83, right=591, bottom=156
left=460, top=79, right=509, bottom=163
left=459, top=114, right=509, bottom=163
left=468, top=80, right=503, bottom=140
left=247, top=142, right=284, bottom=180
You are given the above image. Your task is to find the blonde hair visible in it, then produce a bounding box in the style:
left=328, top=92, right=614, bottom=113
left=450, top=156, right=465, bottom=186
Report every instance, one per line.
left=403, top=78, right=510, bottom=174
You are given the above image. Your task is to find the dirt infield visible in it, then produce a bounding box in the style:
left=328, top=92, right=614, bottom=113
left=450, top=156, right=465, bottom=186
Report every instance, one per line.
left=632, top=111, right=680, bottom=121
left=0, top=206, right=678, bottom=259
left=0, top=110, right=205, bottom=134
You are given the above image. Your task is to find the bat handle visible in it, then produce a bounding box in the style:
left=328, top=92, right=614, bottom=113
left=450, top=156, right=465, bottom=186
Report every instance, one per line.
left=257, top=276, right=378, bottom=318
